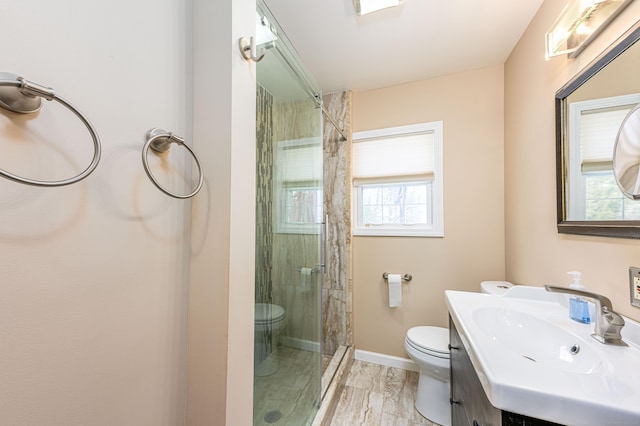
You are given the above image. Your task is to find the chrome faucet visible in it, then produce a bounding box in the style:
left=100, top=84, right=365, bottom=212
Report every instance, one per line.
left=544, top=285, right=627, bottom=347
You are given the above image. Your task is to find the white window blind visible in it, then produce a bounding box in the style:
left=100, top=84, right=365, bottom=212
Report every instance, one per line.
left=277, top=140, right=322, bottom=183
left=353, top=132, right=434, bottom=183
left=580, top=106, right=631, bottom=173
left=352, top=121, right=443, bottom=237
left=274, top=138, right=323, bottom=234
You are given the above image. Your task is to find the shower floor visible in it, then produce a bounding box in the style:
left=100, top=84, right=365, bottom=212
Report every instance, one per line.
left=254, top=346, right=322, bottom=426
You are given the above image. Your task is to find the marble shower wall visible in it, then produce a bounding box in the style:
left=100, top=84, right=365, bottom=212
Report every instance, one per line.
left=256, top=89, right=353, bottom=356
left=322, top=91, right=353, bottom=355
left=272, top=97, right=322, bottom=345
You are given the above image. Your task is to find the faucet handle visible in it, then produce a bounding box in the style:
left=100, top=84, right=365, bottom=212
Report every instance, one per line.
left=594, top=306, right=627, bottom=346
left=603, top=306, right=625, bottom=326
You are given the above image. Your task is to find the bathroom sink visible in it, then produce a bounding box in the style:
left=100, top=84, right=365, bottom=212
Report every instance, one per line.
left=472, top=307, right=604, bottom=374
left=446, top=288, right=640, bottom=426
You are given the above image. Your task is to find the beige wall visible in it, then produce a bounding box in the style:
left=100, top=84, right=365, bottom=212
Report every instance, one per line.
left=0, top=1, right=257, bottom=425
left=187, top=0, right=256, bottom=424
left=0, top=1, right=189, bottom=424
left=352, top=66, right=506, bottom=357
left=505, top=1, right=640, bottom=323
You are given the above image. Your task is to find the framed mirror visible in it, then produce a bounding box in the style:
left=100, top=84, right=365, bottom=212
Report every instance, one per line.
left=556, top=21, right=640, bottom=238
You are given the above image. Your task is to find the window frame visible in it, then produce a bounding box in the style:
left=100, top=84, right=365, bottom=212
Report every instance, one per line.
left=273, top=137, right=323, bottom=235
left=352, top=121, right=444, bottom=237
left=568, top=94, right=640, bottom=220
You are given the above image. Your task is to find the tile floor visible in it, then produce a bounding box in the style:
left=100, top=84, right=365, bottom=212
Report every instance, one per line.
left=327, top=360, right=439, bottom=426
left=254, top=349, right=440, bottom=426
left=322, top=354, right=333, bottom=373
left=254, top=347, right=321, bottom=426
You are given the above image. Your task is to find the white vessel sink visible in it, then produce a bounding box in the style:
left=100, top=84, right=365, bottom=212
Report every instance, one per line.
left=446, top=287, right=640, bottom=425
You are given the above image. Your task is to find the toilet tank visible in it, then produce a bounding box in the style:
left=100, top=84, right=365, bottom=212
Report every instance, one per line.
left=480, top=281, right=513, bottom=295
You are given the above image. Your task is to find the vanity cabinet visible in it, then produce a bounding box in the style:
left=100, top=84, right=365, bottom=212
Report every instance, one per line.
left=449, top=317, right=563, bottom=426
left=449, top=316, right=501, bottom=425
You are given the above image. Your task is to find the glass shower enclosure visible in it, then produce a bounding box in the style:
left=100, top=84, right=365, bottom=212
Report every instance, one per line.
left=253, top=1, right=323, bottom=424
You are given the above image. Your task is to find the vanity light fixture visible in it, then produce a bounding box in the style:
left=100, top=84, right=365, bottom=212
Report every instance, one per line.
left=353, top=0, right=404, bottom=16
left=545, top=0, right=633, bottom=60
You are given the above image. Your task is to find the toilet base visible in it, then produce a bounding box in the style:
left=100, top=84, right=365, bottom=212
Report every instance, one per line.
left=415, top=371, right=451, bottom=426
left=255, top=348, right=279, bottom=377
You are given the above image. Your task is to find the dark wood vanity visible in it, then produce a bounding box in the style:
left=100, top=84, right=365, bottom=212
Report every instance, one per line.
left=449, top=317, right=564, bottom=426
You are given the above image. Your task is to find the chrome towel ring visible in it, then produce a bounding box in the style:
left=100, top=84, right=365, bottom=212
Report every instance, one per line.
left=0, top=72, right=101, bottom=187
left=142, top=128, right=204, bottom=199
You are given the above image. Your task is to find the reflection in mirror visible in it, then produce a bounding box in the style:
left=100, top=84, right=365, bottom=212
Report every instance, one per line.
left=556, top=21, right=640, bottom=238
left=614, top=104, right=640, bottom=199
left=567, top=93, right=640, bottom=220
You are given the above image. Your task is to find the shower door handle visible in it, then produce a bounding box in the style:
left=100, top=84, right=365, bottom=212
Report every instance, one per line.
left=320, top=214, right=328, bottom=271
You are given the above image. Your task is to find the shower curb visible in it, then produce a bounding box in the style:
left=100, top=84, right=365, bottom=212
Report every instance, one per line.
left=312, top=345, right=353, bottom=426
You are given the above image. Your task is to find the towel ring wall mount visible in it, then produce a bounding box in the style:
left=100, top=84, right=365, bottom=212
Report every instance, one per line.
left=0, top=72, right=101, bottom=187
left=0, top=73, right=45, bottom=114
left=142, top=128, right=204, bottom=199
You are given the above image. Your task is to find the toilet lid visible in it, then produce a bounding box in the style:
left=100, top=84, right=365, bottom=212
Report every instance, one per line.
left=406, top=326, right=449, bottom=355
left=255, top=303, right=285, bottom=323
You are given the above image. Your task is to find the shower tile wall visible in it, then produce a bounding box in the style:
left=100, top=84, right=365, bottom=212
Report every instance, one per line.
left=256, top=84, right=274, bottom=306
left=256, top=89, right=352, bottom=356
left=255, top=84, right=274, bottom=367
left=272, top=97, right=321, bottom=345
left=322, top=91, right=353, bottom=355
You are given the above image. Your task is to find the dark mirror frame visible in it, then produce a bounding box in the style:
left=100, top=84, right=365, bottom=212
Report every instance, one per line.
left=556, top=21, right=640, bottom=239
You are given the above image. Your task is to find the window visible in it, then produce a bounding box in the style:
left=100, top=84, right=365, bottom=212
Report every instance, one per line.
left=352, top=122, right=443, bottom=237
left=568, top=94, right=640, bottom=220
left=274, top=138, right=323, bottom=234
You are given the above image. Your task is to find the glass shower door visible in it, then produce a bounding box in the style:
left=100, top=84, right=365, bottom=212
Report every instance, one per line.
left=253, top=1, right=323, bottom=425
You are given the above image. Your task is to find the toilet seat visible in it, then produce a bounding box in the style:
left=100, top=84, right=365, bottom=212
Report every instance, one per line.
left=255, top=303, right=285, bottom=321
left=255, top=303, right=287, bottom=329
left=406, top=326, right=449, bottom=359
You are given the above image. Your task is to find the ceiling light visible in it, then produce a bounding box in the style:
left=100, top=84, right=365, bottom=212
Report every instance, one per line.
left=353, top=0, right=404, bottom=16
left=545, top=0, right=633, bottom=60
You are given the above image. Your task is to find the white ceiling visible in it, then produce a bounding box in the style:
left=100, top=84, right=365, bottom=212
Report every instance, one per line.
left=262, top=0, right=544, bottom=94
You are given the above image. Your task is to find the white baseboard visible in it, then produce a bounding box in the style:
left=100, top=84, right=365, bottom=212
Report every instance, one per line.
left=278, top=340, right=419, bottom=373
left=354, top=349, right=419, bottom=372
left=280, top=336, right=321, bottom=353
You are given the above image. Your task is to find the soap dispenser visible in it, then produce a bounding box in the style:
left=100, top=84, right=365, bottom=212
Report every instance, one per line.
left=567, top=271, right=590, bottom=324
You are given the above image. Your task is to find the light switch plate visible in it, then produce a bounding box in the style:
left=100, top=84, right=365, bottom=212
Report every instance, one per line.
left=630, top=267, right=640, bottom=308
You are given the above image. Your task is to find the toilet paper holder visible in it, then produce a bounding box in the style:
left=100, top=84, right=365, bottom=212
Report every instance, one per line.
left=382, top=272, right=412, bottom=282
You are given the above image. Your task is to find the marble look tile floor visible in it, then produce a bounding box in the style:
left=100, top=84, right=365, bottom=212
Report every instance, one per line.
left=322, top=354, right=333, bottom=373
left=327, top=360, right=440, bottom=426
left=254, top=346, right=321, bottom=426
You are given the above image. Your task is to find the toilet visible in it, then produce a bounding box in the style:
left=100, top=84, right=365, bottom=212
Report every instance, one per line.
left=404, top=280, right=513, bottom=425
left=480, top=280, right=513, bottom=296
left=404, top=326, right=450, bottom=425
left=254, top=303, right=287, bottom=377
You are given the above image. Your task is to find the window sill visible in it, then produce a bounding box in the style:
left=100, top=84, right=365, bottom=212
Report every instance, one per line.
left=353, top=227, right=443, bottom=237
left=275, top=224, right=321, bottom=235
